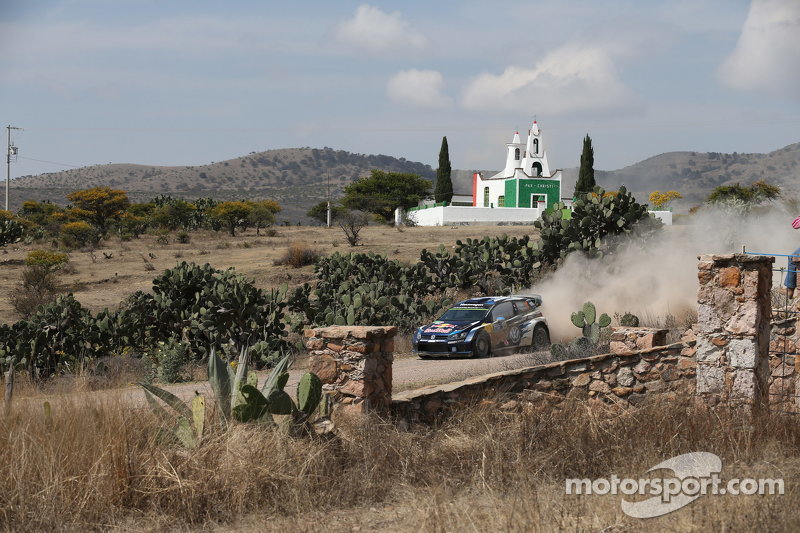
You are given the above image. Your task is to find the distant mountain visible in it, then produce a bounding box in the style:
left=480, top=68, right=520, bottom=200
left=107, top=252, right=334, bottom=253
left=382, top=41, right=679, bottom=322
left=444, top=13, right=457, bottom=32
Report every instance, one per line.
left=11, top=147, right=435, bottom=223
left=451, top=143, right=800, bottom=209
left=574, top=142, right=800, bottom=208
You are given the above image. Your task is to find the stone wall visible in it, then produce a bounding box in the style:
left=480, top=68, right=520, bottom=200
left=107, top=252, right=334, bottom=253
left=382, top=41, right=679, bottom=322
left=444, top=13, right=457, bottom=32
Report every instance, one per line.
left=610, top=327, right=668, bottom=354
left=392, top=334, right=697, bottom=424
left=304, top=326, right=396, bottom=415
left=695, top=254, right=773, bottom=413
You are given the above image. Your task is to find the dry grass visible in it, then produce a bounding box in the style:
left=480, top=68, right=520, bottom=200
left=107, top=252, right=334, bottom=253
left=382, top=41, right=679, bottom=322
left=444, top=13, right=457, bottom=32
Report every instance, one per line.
left=2, top=394, right=799, bottom=532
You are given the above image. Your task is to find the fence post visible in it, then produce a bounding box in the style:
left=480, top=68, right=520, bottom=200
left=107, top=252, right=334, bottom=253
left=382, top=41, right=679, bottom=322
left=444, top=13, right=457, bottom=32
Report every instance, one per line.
left=304, top=326, right=396, bottom=417
left=695, top=254, right=773, bottom=414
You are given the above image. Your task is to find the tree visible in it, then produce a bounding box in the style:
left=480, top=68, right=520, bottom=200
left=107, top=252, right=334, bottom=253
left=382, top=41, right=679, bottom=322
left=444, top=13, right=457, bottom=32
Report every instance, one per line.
left=208, top=201, right=252, bottom=236
left=341, top=170, right=431, bottom=223
left=66, top=187, right=130, bottom=235
left=337, top=209, right=370, bottom=246
left=150, top=200, right=197, bottom=230
left=306, top=200, right=345, bottom=225
left=434, top=136, right=453, bottom=203
left=247, top=200, right=281, bottom=235
left=573, top=134, right=596, bottom=197
left=648, top=190, right=683, bottom=210
left=706, top=181, right=780, bottom=205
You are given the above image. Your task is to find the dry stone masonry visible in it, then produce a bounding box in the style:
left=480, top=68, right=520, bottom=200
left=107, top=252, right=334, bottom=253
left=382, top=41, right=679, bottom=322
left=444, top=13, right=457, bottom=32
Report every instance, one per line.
left=610, top=327, right=668, bottom=354
left=392, top=335, right=697, bottom=424
left=304, top=326, right=396, bottom=416
left=695, top=254, right=773, bottom=413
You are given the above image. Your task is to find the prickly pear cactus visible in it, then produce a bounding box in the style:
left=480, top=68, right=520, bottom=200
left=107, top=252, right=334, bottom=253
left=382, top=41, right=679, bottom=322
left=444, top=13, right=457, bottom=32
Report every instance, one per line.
left=620, top=312, right=640, bottom=327
left=570, top=301, right=611, bottom=344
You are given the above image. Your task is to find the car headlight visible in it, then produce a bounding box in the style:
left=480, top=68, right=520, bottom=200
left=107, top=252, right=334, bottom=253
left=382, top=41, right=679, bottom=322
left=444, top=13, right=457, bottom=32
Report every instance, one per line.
left=412, top=328, right=422, bottom=343
left=449, top=331, right=468, bottom=341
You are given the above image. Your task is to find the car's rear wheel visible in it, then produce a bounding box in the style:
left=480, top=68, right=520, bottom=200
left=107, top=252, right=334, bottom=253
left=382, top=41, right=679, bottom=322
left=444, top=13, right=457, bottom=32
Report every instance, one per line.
left=531, top=324, right=550, bottom=351
left=474, top=332, right=491, bottom=358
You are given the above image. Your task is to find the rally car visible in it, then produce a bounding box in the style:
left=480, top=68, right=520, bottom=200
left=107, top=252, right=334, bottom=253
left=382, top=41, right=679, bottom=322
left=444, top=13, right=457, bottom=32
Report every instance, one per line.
left=412, top=296, right=550, bottom=358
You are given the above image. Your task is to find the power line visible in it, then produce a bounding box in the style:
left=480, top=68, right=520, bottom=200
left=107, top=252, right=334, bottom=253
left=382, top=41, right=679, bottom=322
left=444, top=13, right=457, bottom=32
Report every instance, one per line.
left=18, top=156, right=84, bottom=168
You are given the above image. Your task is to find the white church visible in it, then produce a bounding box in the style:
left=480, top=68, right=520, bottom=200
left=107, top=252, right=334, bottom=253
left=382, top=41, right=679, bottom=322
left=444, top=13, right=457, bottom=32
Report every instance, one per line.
left=408, top=120, right=569, bottom=226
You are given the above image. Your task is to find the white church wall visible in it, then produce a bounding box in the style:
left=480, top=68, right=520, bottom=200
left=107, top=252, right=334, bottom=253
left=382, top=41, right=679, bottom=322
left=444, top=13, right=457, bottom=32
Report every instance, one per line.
left=409, top=206, right=542, bottom=226
left=476, top=178, right=508, bottom=207
left=648, top=210, right=673, bottom=225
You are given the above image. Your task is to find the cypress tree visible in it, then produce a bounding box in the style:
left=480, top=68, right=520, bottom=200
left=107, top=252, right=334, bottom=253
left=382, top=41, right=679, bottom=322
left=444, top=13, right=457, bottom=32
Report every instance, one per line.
left=435, top=136, right=453, bottom=203
left=574, top=134, right=596, bottom=197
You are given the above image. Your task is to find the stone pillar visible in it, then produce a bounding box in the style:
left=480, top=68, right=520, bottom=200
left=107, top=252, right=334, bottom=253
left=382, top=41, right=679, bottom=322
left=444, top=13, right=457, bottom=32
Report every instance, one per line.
left=304, top=326, right=396, bottom=415
left=695, top=254, right=773, bottom=413
left=609, top=327, right=668, bottom=354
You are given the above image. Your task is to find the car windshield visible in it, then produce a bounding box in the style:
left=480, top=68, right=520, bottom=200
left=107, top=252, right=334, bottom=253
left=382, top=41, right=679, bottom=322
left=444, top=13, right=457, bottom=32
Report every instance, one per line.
left=438, top=307, right=489, bottom=322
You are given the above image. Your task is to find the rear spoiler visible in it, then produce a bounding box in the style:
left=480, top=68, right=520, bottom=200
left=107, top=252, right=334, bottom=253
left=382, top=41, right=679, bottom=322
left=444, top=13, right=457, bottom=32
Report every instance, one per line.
left=517, top=294, right=543, bottom=307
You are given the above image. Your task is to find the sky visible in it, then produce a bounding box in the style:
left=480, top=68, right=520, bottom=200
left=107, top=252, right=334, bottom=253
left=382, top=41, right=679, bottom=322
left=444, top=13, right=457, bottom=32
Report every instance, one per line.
left=1, top=0, right=799, bottom=181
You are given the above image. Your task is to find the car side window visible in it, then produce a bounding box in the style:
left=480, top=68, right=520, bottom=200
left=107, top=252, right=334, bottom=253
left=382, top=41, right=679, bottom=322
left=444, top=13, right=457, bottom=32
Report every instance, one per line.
left=492, top=302, right=515, bottom=321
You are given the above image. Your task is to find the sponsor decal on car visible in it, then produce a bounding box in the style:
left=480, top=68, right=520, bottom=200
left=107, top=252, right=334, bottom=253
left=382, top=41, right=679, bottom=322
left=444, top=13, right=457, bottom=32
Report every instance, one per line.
left=423, top=322, right=459, bottom=334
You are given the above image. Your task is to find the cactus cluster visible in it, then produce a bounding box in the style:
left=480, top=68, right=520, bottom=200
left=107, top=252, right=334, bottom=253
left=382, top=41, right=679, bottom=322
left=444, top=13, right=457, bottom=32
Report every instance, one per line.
left=118, top=262, right=291, bottom=360
left=0, top=215, right=24, bottom=247
left=419, top=235, right=543, bottom=296
left=0, top=262, right=293, bottom=380
left=289, top=252, right=451, bottom=331
left=550, top=301, right=612, bottom=361
left=535, top=185, right=660, bottom=262
left=0, top=294, right=101, bottom=381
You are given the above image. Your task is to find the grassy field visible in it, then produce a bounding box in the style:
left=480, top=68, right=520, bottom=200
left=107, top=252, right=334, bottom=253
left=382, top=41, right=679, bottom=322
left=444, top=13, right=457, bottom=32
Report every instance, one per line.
left=0, top=224, right=537, bottom=326
left=1, top=393, right=796, bottom=532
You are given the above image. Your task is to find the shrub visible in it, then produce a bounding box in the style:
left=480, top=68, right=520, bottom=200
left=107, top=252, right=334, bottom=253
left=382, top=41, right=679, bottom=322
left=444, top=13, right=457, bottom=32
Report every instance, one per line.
left=151, top=338, right=190, bottom=383
left=116, top=212, right=148, bottom=238
left=11, top=251, right=70, bottom=318
left=274, top=242, right=322, bottom=268
left=60, top=221, right=100, bottom=249
left=175, top=230, right=191, bottom=244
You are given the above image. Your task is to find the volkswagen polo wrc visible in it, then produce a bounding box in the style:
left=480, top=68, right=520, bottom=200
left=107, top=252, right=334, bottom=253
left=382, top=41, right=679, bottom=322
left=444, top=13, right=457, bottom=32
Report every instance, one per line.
left=412, top=296, right=550, bottom=358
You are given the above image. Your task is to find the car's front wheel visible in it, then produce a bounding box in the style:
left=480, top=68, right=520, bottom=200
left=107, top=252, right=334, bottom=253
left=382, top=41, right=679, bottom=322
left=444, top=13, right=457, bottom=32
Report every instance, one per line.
left=531, top=324, right=551, bottom=351
left=473, top=332, right=491, bottom=358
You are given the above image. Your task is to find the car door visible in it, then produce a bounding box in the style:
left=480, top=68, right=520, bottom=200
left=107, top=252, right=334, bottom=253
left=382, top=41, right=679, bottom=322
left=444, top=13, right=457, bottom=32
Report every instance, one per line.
left=489, top=301, right=516, bottom=350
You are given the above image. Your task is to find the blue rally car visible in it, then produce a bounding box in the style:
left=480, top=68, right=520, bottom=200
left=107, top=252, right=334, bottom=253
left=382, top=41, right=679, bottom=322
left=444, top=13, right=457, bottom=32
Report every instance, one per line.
left=412, top=296, right=550, bottom=358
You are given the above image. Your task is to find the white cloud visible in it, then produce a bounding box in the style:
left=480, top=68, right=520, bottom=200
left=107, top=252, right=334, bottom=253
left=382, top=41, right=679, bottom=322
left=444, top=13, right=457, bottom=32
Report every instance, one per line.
left=334, top=5, right=427, bottom=54
left=386, top=69, right=452, bottom=108
left=461, top=44, right=639, bottom=116
left=717, top=0, right=800, bottom=98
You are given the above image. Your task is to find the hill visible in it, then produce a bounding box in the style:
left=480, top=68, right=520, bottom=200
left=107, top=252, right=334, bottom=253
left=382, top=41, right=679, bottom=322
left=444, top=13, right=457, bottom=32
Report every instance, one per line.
left=10, top=142, right=800, bottom=220
left=575, top=142, right=800, bottom=207
left=10, top=147, right=435, bottom=223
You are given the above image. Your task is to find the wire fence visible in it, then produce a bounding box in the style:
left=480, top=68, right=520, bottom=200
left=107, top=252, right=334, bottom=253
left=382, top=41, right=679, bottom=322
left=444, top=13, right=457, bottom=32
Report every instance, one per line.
left=744, top=252, right=799, bottom=413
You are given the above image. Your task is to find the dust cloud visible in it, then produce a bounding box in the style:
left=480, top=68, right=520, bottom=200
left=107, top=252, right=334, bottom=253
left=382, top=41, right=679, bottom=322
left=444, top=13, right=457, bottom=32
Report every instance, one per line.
left=527, top=204, right=799, bottom=342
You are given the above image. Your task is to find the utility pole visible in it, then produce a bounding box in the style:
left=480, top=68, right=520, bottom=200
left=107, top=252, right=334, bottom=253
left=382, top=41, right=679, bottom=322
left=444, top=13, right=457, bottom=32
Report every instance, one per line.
left=326, top=171, right=331, bottom=228
left=6, top=125, right=21, bottom=212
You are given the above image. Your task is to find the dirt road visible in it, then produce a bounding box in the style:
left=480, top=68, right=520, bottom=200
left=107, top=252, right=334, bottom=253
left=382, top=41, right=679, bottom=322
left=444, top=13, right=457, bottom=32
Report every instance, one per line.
left=17, top=350, right=552, bottom=410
